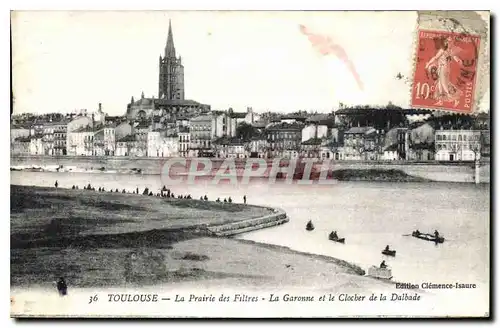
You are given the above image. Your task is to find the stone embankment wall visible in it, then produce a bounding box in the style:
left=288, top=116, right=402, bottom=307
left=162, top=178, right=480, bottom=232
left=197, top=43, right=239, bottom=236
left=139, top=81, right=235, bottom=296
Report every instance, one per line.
left=11, top=155, right=490, bottom=183
left=206, top=208, right=288, bottom=237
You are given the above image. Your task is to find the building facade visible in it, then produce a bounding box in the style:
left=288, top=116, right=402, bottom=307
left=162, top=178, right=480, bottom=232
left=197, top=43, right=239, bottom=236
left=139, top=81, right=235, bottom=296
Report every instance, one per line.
left=189, top=115, right=212, bottom=157
left=343, top=126, right=382, bottom=160
left=249, top=137, right=268, bottom=158
left=435, top=130, right=481, bottom=161
left=12, top=137, right=31, bottom=155
left=94, top=126, right=115, bottom=156
left=266, top=122, right=303, bottom=158
left=68, top=127, right=95, bottom=156
left=178, top=129, right=190, bottom=157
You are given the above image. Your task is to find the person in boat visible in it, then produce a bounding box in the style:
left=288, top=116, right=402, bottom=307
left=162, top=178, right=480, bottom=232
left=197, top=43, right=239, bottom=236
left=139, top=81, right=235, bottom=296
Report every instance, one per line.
left=380, top=260, right=387, bottom=269
left=330, top=231, right=338, bottom=239
left=224, top=198, right=227, bottom=203
left=228, top=197, right=232, bottom=203
left=216, top=198, right=220, bottom=202
left=56, top=277, right=68, bottom=296
left=385, top=245, right=390, bottom=251
left=204, top=195, right=208, bottom=201
left=414, top=230, right=420, bottom=236
left=434, top=230, right=440, bottom=238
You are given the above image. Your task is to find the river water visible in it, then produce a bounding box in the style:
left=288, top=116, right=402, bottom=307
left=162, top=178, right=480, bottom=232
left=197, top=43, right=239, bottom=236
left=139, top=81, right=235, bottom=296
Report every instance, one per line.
left=11, top=171, right=490, bottom=289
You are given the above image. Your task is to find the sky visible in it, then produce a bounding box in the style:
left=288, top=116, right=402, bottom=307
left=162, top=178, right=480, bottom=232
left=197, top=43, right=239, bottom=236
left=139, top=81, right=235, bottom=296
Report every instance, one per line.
left=11, top=11, right=490, bottom=116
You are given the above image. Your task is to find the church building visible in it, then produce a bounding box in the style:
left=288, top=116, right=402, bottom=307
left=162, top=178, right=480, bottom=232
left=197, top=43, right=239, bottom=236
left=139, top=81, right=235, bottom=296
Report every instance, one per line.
left=126, top=20, right=210, bottom=122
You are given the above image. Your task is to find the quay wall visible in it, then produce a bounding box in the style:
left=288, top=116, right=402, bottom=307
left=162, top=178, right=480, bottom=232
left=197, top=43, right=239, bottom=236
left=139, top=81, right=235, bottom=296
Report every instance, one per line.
left=10, top=155, right=490, bottom=183
left=206, top=208, right=289, bottom=237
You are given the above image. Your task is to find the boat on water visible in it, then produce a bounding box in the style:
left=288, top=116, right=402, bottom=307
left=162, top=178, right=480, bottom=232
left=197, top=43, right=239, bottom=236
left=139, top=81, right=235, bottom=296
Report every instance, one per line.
left=367, top=266, right=393, bottom=280
left=382, top=249, right=396, bottom=257
left=306, top=220, right=314, bottom=231
left=328, top=231, right=345, bottom=243
left=412, top=231, right=445, bottom=243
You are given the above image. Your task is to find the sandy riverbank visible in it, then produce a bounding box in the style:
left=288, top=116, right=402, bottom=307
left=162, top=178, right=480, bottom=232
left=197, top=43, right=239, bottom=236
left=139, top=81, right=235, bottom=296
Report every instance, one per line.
left=11, top=185, right=373, bottom=290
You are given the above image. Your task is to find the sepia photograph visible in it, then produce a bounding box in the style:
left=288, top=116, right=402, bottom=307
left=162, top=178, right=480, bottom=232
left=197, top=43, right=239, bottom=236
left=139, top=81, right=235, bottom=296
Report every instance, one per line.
left=9, top=9, right=490, bottom=318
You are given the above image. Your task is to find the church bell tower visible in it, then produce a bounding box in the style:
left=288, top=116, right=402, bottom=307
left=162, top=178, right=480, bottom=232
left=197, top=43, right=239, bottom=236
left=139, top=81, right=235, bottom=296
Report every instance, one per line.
left=158, top=20, right=185, bottom=100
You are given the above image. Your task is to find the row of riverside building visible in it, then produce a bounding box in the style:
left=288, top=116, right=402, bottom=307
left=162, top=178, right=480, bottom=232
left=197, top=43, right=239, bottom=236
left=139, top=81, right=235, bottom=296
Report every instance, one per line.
left=11, top=104, right=490, bottom=162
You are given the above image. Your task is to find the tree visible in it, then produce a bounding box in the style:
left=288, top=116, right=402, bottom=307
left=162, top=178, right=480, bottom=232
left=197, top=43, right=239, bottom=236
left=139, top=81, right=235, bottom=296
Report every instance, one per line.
left=470, top=134, right=482, bottom=162
left=236, top=122, right=259, bottom=141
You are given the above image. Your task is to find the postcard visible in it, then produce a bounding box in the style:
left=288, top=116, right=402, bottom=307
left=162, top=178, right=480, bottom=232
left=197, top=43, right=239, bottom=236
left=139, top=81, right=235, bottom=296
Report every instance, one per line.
left=10, top=10, right=490, bottom=318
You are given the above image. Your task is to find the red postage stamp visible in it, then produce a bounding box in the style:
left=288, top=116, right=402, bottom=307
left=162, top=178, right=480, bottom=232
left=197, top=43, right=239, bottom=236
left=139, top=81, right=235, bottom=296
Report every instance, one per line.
left=411, top=29, right=481, bottom=114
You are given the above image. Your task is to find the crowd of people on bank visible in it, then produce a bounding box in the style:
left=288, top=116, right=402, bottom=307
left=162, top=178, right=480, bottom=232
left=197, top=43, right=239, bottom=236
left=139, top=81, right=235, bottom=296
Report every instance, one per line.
left=56, top=180, right=248, bottom=205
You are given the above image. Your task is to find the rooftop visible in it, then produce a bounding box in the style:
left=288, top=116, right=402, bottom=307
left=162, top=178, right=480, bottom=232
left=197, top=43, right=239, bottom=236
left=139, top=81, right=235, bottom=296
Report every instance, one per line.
left=230, top=112, right=247, bottom=119
left=155, top=98, right=209, bottom=107
left=117, top=135, right=136, bottom=143
left=267, top=122, right=305, bottom=131
left=213, top=136, right=245, bottom=146
left=190, top=115, right=212, bottom=122
left=73, top=126, right=95, bottom=133
left=345, top=126, right=376, bottom=135
left=301, top=137, right=323, bottom=145
left=252, top=122, right=267, bottom=129
left=14, top=136, right=32, bottom=142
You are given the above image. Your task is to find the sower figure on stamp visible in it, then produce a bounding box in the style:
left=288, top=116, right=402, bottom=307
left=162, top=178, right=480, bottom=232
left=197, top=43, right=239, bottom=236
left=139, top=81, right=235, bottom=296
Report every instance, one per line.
left=425, top=36, right=464, bottom=107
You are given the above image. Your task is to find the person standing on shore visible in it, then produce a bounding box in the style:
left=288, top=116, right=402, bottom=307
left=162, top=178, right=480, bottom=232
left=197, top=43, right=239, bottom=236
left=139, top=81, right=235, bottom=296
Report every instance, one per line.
left=56, top=277, right=68, bottom=296
left=54, top=180, right=58, bottom=189
left=243, top=195, right=247, bottom=204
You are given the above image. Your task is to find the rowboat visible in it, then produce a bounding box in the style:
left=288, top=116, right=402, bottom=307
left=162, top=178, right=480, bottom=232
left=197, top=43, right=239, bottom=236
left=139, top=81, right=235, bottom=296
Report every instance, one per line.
left=330, top=237, right=345, bottom=243
left=329, top=232, right=345, bottom=243
left=306, top=221, right=314, bottom=231
left=382, top=249, right=396, bottom=256
left=367, top=266, right=393, bottom=280
left=412, top=231, right=445, bottom=243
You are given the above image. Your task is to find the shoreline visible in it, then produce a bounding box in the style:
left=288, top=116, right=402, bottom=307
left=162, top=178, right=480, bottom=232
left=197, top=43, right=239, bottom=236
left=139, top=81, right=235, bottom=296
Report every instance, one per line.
left=10, top=155, right=490, bottom=183
left=11, top=185, right=373, bottom=291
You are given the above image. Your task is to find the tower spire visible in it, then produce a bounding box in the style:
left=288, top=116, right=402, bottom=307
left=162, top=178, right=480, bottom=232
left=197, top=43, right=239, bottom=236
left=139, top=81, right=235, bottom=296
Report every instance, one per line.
left=165, top=19, right=176, bottom=58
